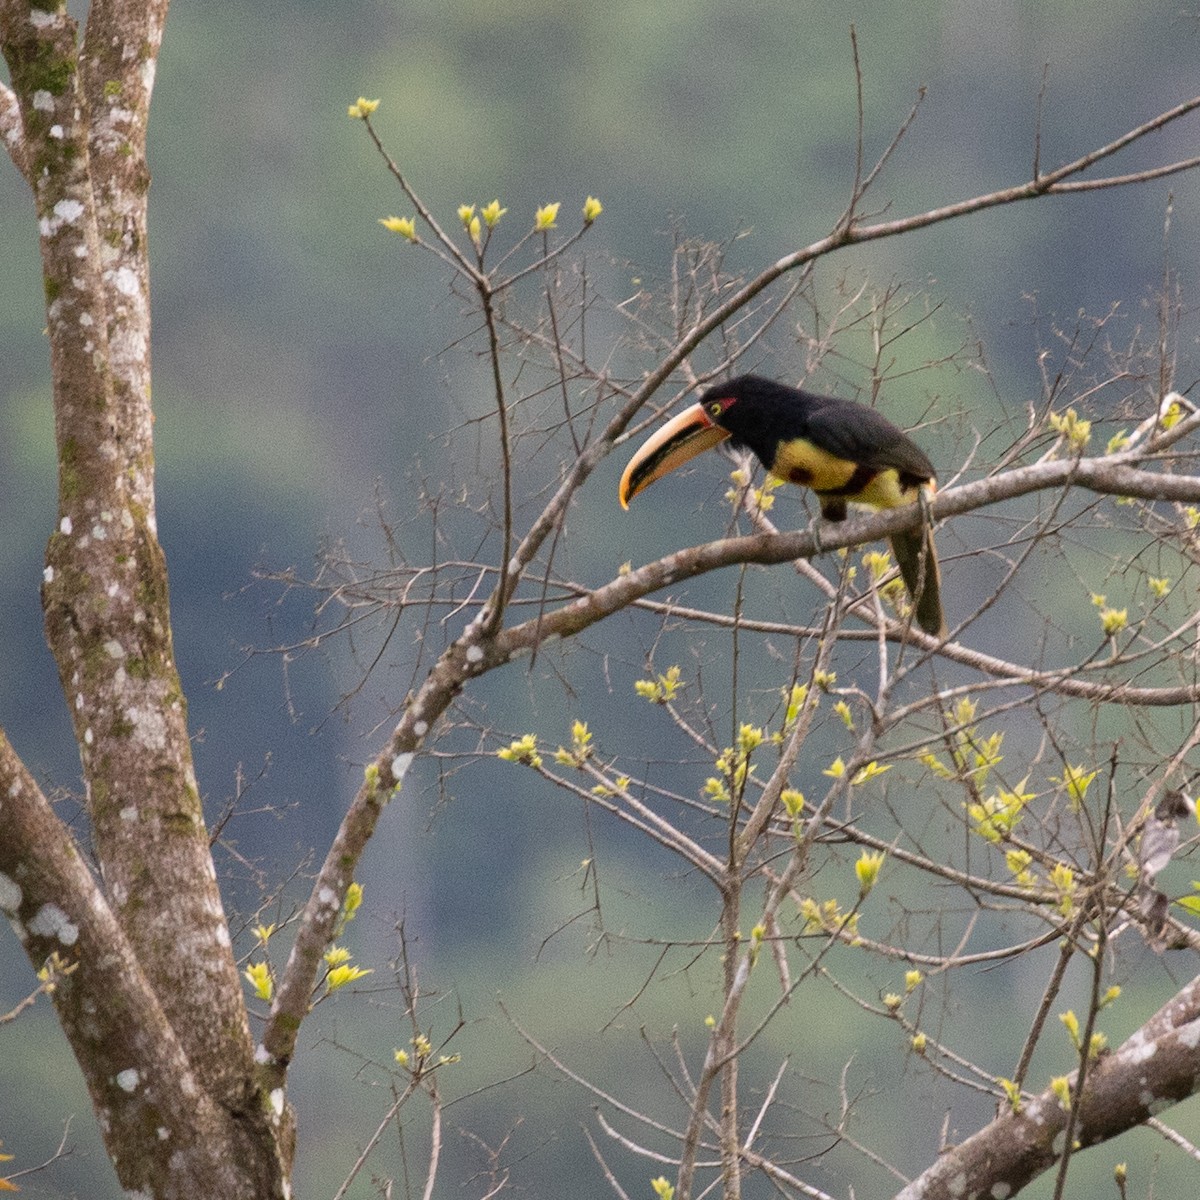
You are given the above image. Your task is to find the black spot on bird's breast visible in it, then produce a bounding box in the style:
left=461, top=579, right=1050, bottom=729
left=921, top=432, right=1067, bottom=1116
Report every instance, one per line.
left=820, top=463, right=878, bottom=499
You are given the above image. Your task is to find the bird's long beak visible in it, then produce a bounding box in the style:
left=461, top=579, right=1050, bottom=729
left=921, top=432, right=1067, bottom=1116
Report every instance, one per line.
left=619, top=403, right=732, bottom=509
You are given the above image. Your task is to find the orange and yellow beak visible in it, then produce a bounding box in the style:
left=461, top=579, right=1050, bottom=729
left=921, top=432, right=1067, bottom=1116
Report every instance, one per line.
left=619, top=403, right=732, bottom=509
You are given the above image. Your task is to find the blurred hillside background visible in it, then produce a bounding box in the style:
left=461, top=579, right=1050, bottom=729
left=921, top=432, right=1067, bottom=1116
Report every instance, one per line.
left=3, top=2, right=1200, bottom=1196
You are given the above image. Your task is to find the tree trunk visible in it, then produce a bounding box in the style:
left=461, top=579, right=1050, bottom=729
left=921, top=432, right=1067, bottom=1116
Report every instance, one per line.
left=0, top=2, right=292, bottom=1193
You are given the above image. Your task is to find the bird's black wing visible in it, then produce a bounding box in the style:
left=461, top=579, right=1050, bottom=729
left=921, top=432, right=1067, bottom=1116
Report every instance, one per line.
left=803, top=397, right=935, bottom=481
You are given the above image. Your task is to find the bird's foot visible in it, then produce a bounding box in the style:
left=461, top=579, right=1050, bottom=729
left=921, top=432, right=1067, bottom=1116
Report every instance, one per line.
left=807, top=514, right=824, bottom=555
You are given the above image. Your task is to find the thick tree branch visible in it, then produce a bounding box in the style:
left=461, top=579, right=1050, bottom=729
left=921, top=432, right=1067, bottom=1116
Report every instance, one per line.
left=2, top=0, right=286, bottom=1188
left=0, top=732, right=288, bottom=1199
left=0, top=78, right=28, bottom=181
left=492, top=454, right=1200, bottom=667
left=895, top=974, right=1200, bottom=1200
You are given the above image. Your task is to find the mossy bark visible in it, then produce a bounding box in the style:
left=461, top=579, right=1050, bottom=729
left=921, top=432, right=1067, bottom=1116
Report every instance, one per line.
left=0, top=2, right=293, bottom=1194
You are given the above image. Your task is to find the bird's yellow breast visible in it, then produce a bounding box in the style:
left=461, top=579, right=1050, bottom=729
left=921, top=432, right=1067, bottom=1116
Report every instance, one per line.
left=769, top=438, right=919, bottom=509
left=770, top=437, right=860, bottom=492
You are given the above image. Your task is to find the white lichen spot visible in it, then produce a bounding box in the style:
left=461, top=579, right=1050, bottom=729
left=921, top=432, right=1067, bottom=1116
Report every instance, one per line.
left=391, top=753, right=414, bottom=782
left=127, top=704, right=168, bottom=751
left=254, top=1043, right=273, bottom=1065
left=43, top=565, right=54, bottom=584
left=32, top=89, right=55, bottom=111
left=49, top=125, right=64, bottom=140
left=104, top=640, right=126, bottom=660
left=84, top=727, right=94, bottom=746
left=74, top=243, right=88, bottom=258
left=119, top=806, right=138, bottom=823
left=465, top=644, right=484, bottom=664
left=79, top=311, right=94, bottom=326
left=318, top=886, right=339, bottom=912
left=115, top=1068, right=140, bottom=1093
left=112, top=266, right=140, bottom=297
left=6, top=779, right=19, bottom=797
left=507, top=556, right=521, bottom=577
left=106, top=581, right=120, bottom=598
left=91, top=523, right=107, bottom=541
left=53, top=198, right=85, bottom=225
left=156, top=1126, right=170, bottom=1140
left=1127, top=1036, right=1156, bottom=1065
left=412, top=720, right=428, bottom=737
left=1179, top=1021, right=1200, bottom=1050
left=0, top=873, right=22, bottom=915
left=75, top=693, right=83, bottom=710
left=269, top=1088, right=285, bottom=1117
left=141, top=59, right=157, bottom=94
left=28, top=903, right=79, bottom=945
left=946, top=1171, right=968, bottom=1198
left=990, top=1184, right=1012, bottom=1199
left=215, top=924, right=231, bottom=948
left=60, top=515, right=73, bottom=535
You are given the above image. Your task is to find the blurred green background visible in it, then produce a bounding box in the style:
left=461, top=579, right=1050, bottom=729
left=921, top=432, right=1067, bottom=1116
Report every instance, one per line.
left=3, top=2, right=1200, bottom=1196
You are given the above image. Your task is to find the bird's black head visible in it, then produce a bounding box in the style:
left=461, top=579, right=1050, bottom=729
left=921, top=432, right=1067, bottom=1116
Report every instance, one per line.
left=619, top=374, right=803, bottom=507
left=693, top=375, right=806, bottom=466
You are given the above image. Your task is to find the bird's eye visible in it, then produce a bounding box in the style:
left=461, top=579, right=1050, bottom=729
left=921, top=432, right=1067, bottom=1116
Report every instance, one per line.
left=709, top=402, right=723, bottom=418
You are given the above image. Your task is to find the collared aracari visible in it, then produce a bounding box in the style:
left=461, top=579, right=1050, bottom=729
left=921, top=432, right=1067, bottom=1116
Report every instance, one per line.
left=619, top=374, right=946, bottom=636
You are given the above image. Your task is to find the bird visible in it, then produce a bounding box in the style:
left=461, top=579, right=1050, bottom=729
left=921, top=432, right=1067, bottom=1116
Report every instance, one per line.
left=1138, top=788, right=1196, bottom=950
left=619, top=374, right=946, bottom=636
left=1139, top=789, right=1195, bottom=881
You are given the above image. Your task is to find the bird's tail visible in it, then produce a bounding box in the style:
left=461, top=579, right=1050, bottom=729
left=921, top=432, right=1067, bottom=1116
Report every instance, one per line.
left=889, top=520, right=945, bottom=637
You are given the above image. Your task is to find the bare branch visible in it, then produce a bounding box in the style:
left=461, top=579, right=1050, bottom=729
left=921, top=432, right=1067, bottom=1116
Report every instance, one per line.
left=895, top=976, right=1200, bottom=1200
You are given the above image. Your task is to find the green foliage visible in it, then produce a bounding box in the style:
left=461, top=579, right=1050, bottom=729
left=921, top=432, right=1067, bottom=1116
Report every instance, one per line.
left=634, top=665, right=683, bottom=704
